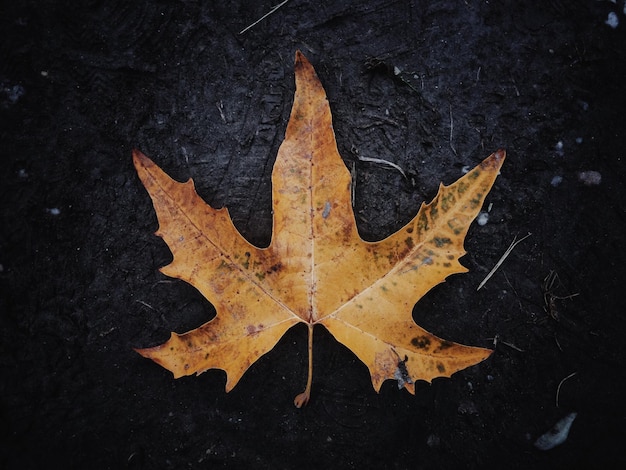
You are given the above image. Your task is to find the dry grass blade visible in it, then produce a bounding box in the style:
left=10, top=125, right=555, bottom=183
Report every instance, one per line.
left=477, top=232, right=531, bottom=291
left=239, top=0, right=291, bottom=34
left=357, top=155, right=407, bottom=179
left=556, top=372, right=577, bottom=407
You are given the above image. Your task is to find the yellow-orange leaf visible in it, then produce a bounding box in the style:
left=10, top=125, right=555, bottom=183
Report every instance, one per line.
left=133, top=51, right=505, bottom=407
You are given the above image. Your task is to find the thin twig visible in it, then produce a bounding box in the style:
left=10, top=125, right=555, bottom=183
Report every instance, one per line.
left=501, top=340, right=524, bottom=352
left=556, top=372, right=577, bottom=407
left=135, top=300, right=155, bottom=311
left=477, top=232, right=532, bottom=291
left=357, top=155, right=407, bottom=180
left=239, top=0, right=291, bottom=34
left=449, top=104, right=456, bottom=155
left=488, top=335, right=524, bottom=352
left=554, top=333, right=563, bottom=352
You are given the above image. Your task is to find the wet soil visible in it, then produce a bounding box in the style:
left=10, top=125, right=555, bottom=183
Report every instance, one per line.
left=1, top=1, right=626, bottom=468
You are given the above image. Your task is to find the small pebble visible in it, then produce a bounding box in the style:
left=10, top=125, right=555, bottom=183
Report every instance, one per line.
left=605, top=12, right=619, bottom=29
left=550, top=175, right=563, bottom=187
left=477, top=212, right=489, bottom=226
left=555, top=141, right=564, bottom=156
left=534, top=412, right=577, bottom=450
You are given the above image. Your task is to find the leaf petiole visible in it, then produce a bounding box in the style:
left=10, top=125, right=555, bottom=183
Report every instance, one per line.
left=294, top=324, right=314, bottom=408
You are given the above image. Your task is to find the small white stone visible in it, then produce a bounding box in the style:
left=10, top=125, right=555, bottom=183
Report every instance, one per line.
left=550, top=175, right=563, bottom=187
left=477, top=212, right=489, bottom=226
left=534, top=412, right=578, bottom=451
left=605, top=12, right=619, bottom=28
left=555, top=140, right=564, bottom=156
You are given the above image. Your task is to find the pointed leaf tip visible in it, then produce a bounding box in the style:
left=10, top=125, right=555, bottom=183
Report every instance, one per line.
left=132, top=148, right=154, bottom=171
left=294, top=50, right=315, bottom=78
left=482, top=148, right=506, bottom=171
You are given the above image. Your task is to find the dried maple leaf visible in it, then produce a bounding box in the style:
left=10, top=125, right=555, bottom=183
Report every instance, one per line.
left=133, top=51, right=505, bottom=407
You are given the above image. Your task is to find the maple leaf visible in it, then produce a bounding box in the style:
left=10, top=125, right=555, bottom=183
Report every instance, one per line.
left=133, top=51, right=505, bottom=407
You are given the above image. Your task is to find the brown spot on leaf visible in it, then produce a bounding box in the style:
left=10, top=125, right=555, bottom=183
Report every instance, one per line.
left=417, top=211, right=429, bottom=232
left=430, top=203, right=439, bottom=219
left=435, top=340, right=455, bottom=352
left=433, top=237, right=452, bottom=247
left=411, top=336, right=431, bottom=349
left=267, top=262, right=283, bottom=274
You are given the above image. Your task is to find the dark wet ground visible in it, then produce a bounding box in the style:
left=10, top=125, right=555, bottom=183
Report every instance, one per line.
left=1, top=1, right=626, bottom=468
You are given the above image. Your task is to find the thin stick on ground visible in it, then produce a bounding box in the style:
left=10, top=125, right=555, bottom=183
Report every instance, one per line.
left=477, top=232, right=532, bottom=291
left=449, top=104, right=456, bottom=155
left=239, top=0, right=291, bottom=34
left=357, top=155, right=407, bottom=180
left=556, top=372, right=577, bottom=407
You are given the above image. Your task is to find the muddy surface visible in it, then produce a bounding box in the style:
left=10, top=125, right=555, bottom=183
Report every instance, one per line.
left=1, top=1, right=626, bottom=468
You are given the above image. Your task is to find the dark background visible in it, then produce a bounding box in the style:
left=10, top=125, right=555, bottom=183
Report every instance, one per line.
left=1, top=1, right=625, bottom=468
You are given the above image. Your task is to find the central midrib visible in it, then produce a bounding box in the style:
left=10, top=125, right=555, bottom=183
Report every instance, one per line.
left=307, top=123, right=317, bottom=323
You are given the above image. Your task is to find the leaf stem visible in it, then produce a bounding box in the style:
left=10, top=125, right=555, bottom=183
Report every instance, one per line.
left=294, top=324, right=314, bottom=408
